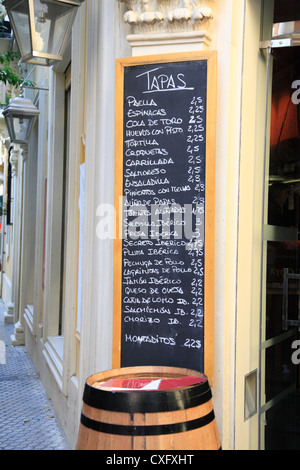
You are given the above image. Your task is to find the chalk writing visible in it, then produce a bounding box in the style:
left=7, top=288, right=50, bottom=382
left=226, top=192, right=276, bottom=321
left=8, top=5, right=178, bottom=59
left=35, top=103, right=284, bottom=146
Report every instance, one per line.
left=136, top=67, right=195, bottom=94
left=120, top=60, right=208, bottom=371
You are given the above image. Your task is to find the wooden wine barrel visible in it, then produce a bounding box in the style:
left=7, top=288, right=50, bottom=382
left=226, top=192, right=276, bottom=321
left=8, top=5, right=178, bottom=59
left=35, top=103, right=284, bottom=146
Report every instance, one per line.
left=76, top=366, right=221, bottom=450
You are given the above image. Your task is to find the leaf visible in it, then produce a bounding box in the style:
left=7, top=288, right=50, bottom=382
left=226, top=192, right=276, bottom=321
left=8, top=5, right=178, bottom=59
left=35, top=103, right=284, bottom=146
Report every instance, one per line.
left=0, top=49, right=36, bottom=89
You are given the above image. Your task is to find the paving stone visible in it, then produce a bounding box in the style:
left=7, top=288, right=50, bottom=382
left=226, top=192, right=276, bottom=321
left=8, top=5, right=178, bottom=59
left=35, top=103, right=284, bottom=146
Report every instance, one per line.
left=0, top=300, right=71, bottom=450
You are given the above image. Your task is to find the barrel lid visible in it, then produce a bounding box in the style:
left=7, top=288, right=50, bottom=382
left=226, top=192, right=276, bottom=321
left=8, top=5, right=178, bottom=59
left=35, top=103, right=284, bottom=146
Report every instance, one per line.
left=83, top=367, right=211, bottom=413
left=93, top=375, right=207, bottom=391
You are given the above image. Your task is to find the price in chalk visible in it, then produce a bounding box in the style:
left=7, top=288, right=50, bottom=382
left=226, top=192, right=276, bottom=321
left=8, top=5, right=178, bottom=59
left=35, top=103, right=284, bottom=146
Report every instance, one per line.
left=113, top=52, right=217, bottom=379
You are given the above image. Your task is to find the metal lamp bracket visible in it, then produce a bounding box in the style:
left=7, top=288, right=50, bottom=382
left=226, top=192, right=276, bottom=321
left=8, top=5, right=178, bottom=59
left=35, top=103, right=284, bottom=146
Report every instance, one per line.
left=260, top=38, right=294, bottom=50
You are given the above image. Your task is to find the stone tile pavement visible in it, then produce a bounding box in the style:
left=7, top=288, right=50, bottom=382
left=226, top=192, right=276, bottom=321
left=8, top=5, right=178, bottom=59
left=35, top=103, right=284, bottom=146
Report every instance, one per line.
left=0, top=299, right=71, bottom=450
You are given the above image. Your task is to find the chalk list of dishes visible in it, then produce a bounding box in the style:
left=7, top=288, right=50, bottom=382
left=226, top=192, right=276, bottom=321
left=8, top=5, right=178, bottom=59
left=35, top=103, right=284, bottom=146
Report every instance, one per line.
left=118, top=58, right=213, bottom=372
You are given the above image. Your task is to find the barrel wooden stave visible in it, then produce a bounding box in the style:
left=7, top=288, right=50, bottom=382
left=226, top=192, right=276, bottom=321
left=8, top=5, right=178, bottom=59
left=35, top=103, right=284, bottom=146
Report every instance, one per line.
left=76, top=366, right=221, bottom=450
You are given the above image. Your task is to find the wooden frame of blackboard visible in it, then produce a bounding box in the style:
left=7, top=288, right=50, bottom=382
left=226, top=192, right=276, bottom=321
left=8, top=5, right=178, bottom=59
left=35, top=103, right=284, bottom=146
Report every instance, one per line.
left=113, top=51, right=217, bottom=384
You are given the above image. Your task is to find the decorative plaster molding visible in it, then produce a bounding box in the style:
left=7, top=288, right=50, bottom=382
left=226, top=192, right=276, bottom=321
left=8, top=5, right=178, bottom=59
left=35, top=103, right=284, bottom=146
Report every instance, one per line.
left=9, top=148, right=20, bottom=176
left=20, top=144, right=28, bottom=162
left=4, top=301, right=14, bottom=325
left=117, top=0, right=215, bottom=37
left=11, top=320, right=25, bottom=346
left=9, top=145, right=28, bottom=176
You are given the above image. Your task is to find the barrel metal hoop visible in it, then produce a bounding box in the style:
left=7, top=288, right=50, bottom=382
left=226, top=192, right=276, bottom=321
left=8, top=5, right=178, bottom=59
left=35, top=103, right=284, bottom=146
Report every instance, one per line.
left=83, top=381, right=212, bottom=413
left=80, top=409, right=216, bottom=436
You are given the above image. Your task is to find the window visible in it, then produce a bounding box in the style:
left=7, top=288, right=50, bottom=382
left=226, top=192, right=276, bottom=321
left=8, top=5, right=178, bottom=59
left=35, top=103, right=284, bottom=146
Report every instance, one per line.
left=59, top=63, right=71, bottom=336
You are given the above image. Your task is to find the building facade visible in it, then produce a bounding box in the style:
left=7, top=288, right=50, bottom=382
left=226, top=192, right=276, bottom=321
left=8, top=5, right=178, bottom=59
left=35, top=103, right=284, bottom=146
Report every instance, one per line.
left=1, top=0, right=300, bottom=450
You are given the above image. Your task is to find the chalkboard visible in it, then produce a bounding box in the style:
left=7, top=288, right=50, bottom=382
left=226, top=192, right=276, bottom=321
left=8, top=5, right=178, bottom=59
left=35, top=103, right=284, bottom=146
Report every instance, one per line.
left=113, top=52, right=217, bottom=381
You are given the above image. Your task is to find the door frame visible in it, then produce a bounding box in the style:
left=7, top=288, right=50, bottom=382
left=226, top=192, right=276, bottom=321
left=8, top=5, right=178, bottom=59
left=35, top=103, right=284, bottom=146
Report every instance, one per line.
left=234, top=0, right=274, bottom=449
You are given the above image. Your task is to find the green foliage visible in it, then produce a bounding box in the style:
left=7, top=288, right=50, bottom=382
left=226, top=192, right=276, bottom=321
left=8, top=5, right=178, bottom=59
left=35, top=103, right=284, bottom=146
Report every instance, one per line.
left=0, top=193, right=6, bottom=216
left=0, top=50, right=35, bottom=105
left=0, top=50, right=34, bottom=88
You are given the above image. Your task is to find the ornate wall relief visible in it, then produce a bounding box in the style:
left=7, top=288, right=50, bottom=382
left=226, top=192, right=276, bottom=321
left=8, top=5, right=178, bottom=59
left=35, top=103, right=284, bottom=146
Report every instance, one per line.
left=117, top=0, right=215, bottom=50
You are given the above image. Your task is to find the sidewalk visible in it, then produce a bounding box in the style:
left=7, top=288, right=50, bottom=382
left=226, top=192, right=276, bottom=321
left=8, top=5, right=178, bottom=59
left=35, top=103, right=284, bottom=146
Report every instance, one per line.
left=0, top=299, right=71, bottom=450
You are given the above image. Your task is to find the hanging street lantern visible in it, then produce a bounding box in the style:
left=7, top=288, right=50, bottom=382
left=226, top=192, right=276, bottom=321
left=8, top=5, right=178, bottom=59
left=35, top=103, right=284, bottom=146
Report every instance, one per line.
left=3, top=89, right=40, bottom=144
left=3, top=0, right=84, bottom=66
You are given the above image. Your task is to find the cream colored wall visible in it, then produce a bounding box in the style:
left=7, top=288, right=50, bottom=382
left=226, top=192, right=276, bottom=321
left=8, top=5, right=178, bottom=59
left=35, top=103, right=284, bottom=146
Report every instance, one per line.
left=78, top=0, right=249, bottom=450
left=78, top=0, right=131, bottom=391
left=20, top=0, right=275, bottom=451
left=210, top=0, right=246, bottom=450
left=234, top=0, right=274, bottom=450
left=26, top=1, right=132, bottom=449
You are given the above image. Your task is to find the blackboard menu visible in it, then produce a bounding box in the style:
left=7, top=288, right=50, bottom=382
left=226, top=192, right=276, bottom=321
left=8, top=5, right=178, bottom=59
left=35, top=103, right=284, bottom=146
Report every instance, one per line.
left=114, top=53, right=217, bottom=377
